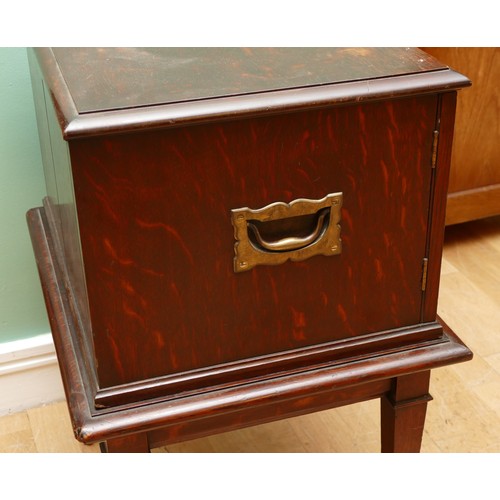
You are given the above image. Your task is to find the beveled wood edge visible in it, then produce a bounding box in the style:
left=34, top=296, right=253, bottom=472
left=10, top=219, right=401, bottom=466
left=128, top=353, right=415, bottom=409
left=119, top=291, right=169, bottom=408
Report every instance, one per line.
left=148, top=378, right=393, bottom=448
left=26, top=205, right=472, bottom=444
left=94, top=321, right=443, bottom=408
left=30, top=48, right=79, bottom=132
left=78, top=322, right=472, bottom=444
left=38, top=199, right=99, bottom=398
left=32, top=46, right=470, bottom=140
left=62, top=69, right=470, bottom=139
left=446, top=183, right=500, bottom=225
left=26, top=207, right=97, bottom=419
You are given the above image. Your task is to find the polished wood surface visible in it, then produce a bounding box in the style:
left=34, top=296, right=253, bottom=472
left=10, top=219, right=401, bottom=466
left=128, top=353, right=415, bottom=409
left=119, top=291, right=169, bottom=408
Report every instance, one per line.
left=26, top=48, right=471, bottom=452
left=421, top=91, right=456, bottom=322
left=380, top=371, right=431, bottom=452
left=4, top=216, right=499, bottom=452
left=27, top=206, right=471, bottom=448
left=70, top=96, right=438, bottom=390
left=423, top=48, right=500, bottom=224
left=51, top=48, right=447, bottom=113
left=33, top=48, right=469, bottom=138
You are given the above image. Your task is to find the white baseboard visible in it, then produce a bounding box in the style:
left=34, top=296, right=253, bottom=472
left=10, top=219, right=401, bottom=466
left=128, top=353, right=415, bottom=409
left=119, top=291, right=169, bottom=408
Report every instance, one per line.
left=0, top=333, right=65, bottom=416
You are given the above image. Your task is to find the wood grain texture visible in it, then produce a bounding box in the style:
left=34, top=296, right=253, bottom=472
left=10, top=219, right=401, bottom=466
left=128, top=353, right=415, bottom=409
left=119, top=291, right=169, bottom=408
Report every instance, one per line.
left=104, top=433, right=149, bottom=453
left=0, top=412, right=36, bottom=453
left=26, top=48, right=472, bottom=453
left=146, top=379, right=392, bottom=449
left=380, top=371, right=431, bottom=452
left=32, top=48, right=470, bottom=139
left=93, top=323, right=442, bottom=408
left=52, top=48, right=448, bottom=113
left=446, top=184, right=500, bottom=225
left=70, top=96, right=437, bottom=390
left=421, top=92, right=457, bottom=322
left=26, top=208, right=96, bottom=431
left=24, top=207, right=474, bottom=447
left=423, top=48, right=500, bottom=224
left=6, top=217, right=498, bottom=453
left=22, top=205, right=475, bottom=447
left=26, top=404, right=99, bottom=453
left=437, top=217, right=500, bottom=358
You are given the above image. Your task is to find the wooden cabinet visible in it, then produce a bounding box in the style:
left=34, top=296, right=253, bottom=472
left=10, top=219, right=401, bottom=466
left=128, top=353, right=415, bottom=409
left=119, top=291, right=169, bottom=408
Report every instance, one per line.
left=27, top=48, right=472, bottom=452
left=423, top=48, right=500, bottom=225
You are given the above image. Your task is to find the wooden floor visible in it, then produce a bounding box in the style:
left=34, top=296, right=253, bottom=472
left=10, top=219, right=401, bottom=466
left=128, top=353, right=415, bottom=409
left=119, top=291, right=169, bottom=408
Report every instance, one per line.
left=1, top=216, right=499, bottom=453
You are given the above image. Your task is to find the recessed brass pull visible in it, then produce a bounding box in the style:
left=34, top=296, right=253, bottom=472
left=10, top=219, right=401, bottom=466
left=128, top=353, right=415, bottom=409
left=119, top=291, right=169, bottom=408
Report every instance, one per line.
left=231, top=193, right=342, bottom=272
left=247, top=208, right=330, bottom=253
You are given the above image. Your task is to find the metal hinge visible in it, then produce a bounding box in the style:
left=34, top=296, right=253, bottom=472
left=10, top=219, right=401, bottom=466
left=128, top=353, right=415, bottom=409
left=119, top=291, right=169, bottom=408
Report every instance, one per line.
left=431, top=130, right=439, bottom=169
left=421, top=257, right=429, bottom=291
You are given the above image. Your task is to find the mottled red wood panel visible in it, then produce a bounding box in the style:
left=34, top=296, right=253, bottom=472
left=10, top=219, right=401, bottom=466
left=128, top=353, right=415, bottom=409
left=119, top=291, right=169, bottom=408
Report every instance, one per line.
left=70, top=95, right=436, bottom=388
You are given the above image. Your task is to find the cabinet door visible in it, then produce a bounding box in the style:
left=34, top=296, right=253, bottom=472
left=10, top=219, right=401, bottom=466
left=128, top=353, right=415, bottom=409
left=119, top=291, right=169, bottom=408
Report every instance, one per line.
left=70, top=95, right=437, bottom=397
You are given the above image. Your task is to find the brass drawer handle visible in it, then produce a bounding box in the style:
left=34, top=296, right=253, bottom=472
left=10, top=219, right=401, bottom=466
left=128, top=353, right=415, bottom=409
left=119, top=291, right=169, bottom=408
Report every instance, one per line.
left=247, top=208, right=330, bottom=252
left=231, top=193, right=342, bottom=272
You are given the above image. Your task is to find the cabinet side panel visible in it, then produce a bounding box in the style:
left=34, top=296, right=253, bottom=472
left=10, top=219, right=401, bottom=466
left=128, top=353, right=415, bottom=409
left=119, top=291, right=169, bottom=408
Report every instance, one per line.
left=27, top=50, right=59, bottom=228
left=28, top=50, right=98, bottom=393
left=44, top=92, right=97, bottom=390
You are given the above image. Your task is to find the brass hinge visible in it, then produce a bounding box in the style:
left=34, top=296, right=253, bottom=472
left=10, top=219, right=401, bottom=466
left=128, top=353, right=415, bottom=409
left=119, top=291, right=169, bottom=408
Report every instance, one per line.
left=421, top=258, right=429, bottom=291
left=431, top=130, right=439, bottom=169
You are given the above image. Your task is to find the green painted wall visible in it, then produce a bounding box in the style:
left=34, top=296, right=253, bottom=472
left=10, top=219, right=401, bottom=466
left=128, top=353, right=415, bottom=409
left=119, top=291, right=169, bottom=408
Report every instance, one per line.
left=0, top=47, right=49, bottom=343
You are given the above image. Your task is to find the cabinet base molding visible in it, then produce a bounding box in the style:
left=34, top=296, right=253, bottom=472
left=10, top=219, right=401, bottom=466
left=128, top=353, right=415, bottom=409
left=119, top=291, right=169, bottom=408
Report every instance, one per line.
left=27, top=205, right=472, bottom=452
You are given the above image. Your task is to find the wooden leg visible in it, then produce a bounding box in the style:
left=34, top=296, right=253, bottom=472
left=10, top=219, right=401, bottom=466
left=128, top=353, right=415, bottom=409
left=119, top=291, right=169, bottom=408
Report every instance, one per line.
left=102, top=432, right=150, bottom=453
left=380, top=371, right=432, bottom=453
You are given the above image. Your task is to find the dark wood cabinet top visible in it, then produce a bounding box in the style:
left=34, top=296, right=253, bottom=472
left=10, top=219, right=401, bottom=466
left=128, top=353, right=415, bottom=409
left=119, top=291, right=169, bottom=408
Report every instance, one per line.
left=34, top=47, right=470, bottom=138
left=51, top=47, right=447, bottom=113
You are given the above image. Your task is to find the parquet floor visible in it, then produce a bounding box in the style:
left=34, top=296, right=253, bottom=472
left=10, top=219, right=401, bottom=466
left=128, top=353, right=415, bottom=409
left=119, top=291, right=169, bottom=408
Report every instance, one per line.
left=1, top=216, right=499, bottom=453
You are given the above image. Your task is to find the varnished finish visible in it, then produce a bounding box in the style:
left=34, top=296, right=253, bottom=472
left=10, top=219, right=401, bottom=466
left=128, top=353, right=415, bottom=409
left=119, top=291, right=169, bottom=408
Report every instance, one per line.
left=423, top=48, right=500, bottom=224
left=27, top=48, right=471, bottom=452
left=52, top=48, right=448, bottom=113
left=104, top=433, right=150, bottom=453
left=381, top=371, right=432, bottom=452
left=26, top=205, right=473, bottom=446
left=5, top=216, right=499, bottom=453
left=421, top=92, right=457, bottom=323
left=33, top=48, right=470, bottom=139
left=147, top=379, right=393, bottom=448
left=71, top=96, right=439, bottom=392
left=93, top=322, right=442, bottom=408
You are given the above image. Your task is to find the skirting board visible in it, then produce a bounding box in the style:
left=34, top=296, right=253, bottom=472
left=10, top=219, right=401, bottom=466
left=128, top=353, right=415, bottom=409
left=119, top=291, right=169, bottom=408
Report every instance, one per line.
left=0, top=333, right=65, bottom=416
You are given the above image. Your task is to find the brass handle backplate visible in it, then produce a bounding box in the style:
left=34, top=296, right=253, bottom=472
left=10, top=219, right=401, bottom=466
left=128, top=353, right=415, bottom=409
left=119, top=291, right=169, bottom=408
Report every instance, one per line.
left=231, top=193, right=342, bottom=272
